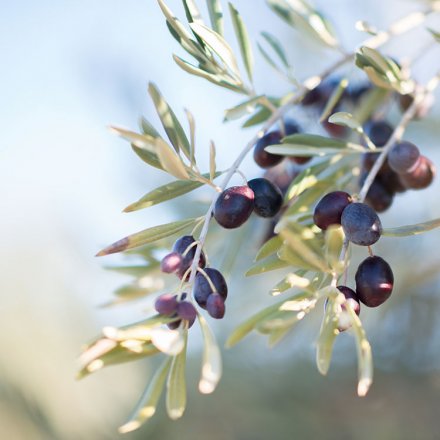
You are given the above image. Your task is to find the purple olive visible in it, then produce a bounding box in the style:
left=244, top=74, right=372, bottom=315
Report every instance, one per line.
left=388, top=141, right=420, bottom=174
left=176, top=301, right=197, bottom=327
left=247, top=178, right=283, bottom=218
left=313, top=191, right=352, bottom=230
left=214, top=185, right=255, bottom=229
left=160, top=252, right=183, bottom=274
left=194, top=268, right=228, bottom=309
left=399, top=156, right=435, bottom=190
left=206, top=293, right=226, bottom=319
left=154, top=294, right=178, bottom=316
left=341, top=203, right=382, bottom=246
left=172, top=235, right=206, bottom=280
left=355, top=256, right=394, bottom=307
left=365, top=180, right=394, bottom=213
left=364, top=120, right=393, bottom=147
left=253, top=131, right=284, bottom=168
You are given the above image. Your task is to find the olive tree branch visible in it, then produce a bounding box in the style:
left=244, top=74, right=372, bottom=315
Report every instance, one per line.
left=186, top=7, right=439, bottom=292
left=337, top=72, right=440, bottom=274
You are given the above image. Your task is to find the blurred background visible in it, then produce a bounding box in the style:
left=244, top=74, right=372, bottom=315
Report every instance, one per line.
left=1, top=0, right=440, bottom=438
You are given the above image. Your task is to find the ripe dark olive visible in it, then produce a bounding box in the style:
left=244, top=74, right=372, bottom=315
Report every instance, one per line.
left=167, top=319, right=181, bottom=330
left=155, top=294, right=178, bottom=316
left=172, top=235, right=206, bottom=279
left=253, top=131, right=283, bottom=168
left=341, top=202, right=382, bottom=246
left=302, top=86, right=325, bottom=106
left=336, top=285, right=361, bottom=332
left=399, top=155, right=435, bottom=190
left=377, top=167, right=406, bottom=194
left=388, top=141, right=420, bottom=174
left=214, top=185, right=255, bottom=229
left=194, top=268, right=228, bottom=309
left=160, top=252, right=183, bottom=274
left=365, top=181, right=394, bottom=213
left=364, top=120, right=393, bottom=147
left=283, top=120, right=301, bottom=136
left=313, top=191, right=352, bottom=230
left=355, top=256, right=394, bottom=307
left=247, top=178, right=283, bottom=218
left=176, top=301, right=197, bottom=327
left=206, top=293, right=226, bottom=319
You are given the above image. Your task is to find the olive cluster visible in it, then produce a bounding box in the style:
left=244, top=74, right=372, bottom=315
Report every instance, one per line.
left=314, top=191, right=394, bottom=330
left=154, top=292, right=197, bottom=329
left=361, top=120, right=436, bottom=213
left=159, top=235, right=229, bottom=322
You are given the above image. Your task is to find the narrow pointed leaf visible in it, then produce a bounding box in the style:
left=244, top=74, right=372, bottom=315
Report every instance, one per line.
left=198, top=314, right=222, bottom=394
left=280, top=229, right=329, bottom=273
left=110, top=126, right=155, bottom=151
left=155, top=138, right=190, bottom=179
left=183, top=0, right=204, bottom=25
left=324, top=225, right=345, bottom=273
left=124, top=172, right=220, bottom=212
left=140, top=117, right=161, bottom=138
left=184, top=109, right=196, bottom=167
left=229, top=2, right=254, bottom=81
left=242, top=105, right=272, bottom=127
left=131, top=145, right=163, bottom=170
left=173, top=55, right=243, bottom=92
left=158, top=0, right=207, bottom=60
left=270, top=271, right=310, bottom=296
left=328, top=112, right=362, bottom=131
left=245, top=253, right=289, bottom=276
left=261, top=32, right=289, bottom=68
left=319, top=77, right=348, bottom=123
left=316, top=296, right=340, bottom=375
left=190, top=23, right=241, bottom=77
left=119, top=357, right=173, bottom=433
left=226, top=298, right=292, bottom=347
left=346, top=302, right=373, bottom=397
left=224, top=95, right=264, bottom=121
left=148, top=83, right=191, bottom=158
left=96, top=217, right=201, bottom=256
left=382, top=218, right=440, bottom=237
left=255, top=235, right=283, bottom=261
left=209, top=141, right=216, bottom=181
left=166, top=334, right=188, bottom=420
left=206, top=0, right=224, bottom=35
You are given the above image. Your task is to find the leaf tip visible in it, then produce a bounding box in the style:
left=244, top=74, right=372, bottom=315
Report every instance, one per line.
left=118, top=421, right=142, bottom=434
left=96, top=237, right=130, bottom=257
left=357, top=378, right=372, bottom=397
